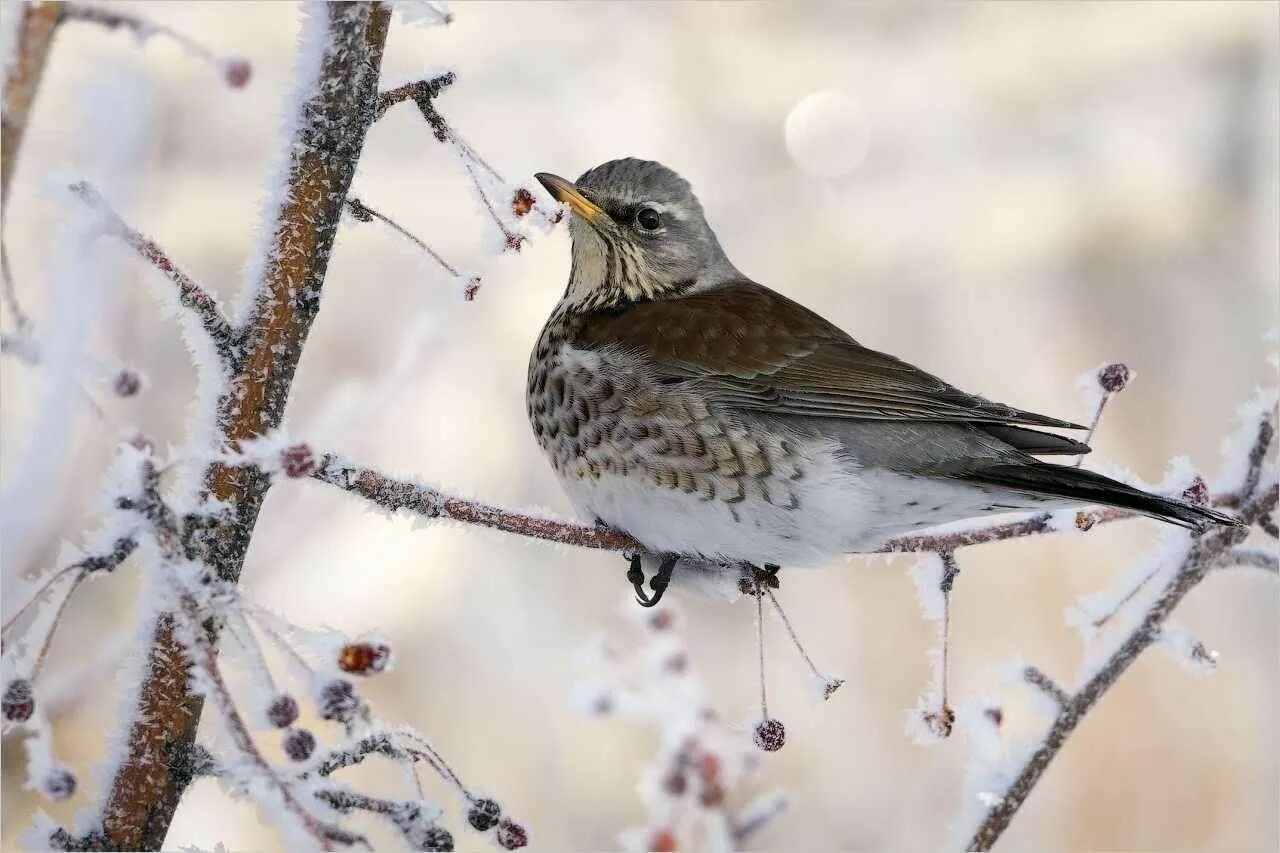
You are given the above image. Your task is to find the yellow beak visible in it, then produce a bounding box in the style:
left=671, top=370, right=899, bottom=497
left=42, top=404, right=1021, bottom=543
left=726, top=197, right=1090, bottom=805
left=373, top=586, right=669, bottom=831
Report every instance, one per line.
left=535, top=172, right=605, bottom=224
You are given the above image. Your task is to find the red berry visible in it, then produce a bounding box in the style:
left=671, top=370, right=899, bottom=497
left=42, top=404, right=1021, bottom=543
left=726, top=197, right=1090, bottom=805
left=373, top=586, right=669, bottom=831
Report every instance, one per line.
left=753, top=718, right=786, bottom=752
left=280, top=444, right=316, bottom=478
left=43, top=768, right=77, bottom=801
left=223, top=57, right=252, bottom=89
left=650, top=829, right=677, bottom=852
left=266, top=694, right=299, bottom=728
left=283, top=728, right=316, bottom=761
left=112, top=369, right=143, bottom=397
left=1182, top=476, right=1209, bottom=507
left=1097, top=363, right=1131, bottom=394
left=511, top=188, right=535, bottom=218
left=338, top=642, right=391, bottom=675
left=467, top=797, right=501, bottom=831
left=2, top=679, right=34, bottom=722
left=318, top=679, right=359, bottom=722
left=496, top=820, right=528, bottom=850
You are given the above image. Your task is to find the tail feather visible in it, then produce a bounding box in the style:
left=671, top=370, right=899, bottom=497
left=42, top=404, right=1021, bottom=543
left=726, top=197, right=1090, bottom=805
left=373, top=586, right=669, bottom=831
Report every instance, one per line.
left=965, top=462, right=1241, bottom=530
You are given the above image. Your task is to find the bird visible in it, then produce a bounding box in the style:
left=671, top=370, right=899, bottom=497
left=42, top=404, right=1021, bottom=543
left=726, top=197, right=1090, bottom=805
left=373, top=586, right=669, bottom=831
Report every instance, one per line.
left=527, top=158, right=1238, bottom=605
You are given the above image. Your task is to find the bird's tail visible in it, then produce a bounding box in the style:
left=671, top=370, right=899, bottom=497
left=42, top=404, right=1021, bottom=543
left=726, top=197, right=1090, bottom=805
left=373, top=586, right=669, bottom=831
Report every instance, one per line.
left=965, top=461, right=1241, bottom=531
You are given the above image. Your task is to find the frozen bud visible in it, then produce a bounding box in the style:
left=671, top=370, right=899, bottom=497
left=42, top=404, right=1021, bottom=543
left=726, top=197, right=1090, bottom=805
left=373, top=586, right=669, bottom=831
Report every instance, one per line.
left=650, top=829, right=677, bottom=852
left=463, top=276, right=482, bottom=302
left=283, top=728, right=316, bottom=761
left=1182, top=476, right=1209, bottom=507
left=984, top=706, right=1004, bottom=728
left=417, top=824, right=454, bottom=852
left=338, top=642, right=391, bottom=675
left=753, top=718, right=786, bottom=752
left=664, top=653, right=688, bottom=675
left=222, top=57, right=252, bottom=89
left=266, top=694, right=299, bottom=729
left=280, top=444, right=316, bottom=478
left=503, top=233, right=525, bottom=253
left=2, top=679, right=34, bottom=722
left=112, top=369, right=144, bottom=398
left=923, top=706, right=956, bottom=739
left=1097, top=363, right=1131, bottom=394
left=318, top=679, right=359, bottom=722
left=43, top=768, right=77, bottom=801
left=511, top=188, right=535, bottom=218
left=495, top=820, right=528, bottom=850
left=466, top=797, right=501, bottom=831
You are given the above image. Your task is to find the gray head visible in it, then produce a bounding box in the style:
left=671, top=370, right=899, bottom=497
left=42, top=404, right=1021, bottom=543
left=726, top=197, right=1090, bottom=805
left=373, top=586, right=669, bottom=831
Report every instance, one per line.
left=535, top=158, right=739, bottom=309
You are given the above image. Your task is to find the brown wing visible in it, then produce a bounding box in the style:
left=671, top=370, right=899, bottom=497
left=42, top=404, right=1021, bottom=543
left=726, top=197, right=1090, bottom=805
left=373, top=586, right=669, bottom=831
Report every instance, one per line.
left=570, top=280, right=1084, bottom=430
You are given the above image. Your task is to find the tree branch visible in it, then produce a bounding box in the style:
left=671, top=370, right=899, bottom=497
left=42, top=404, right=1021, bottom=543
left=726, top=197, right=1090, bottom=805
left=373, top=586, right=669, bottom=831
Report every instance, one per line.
left=1, top=2, right=65, bottom=210
left=966, top=419, right=1275, bottom=851
left=311, top=457, right=1144, bottom=557
left=96, top=6, right=392, bottom=849
left=68, top=181, right=235, bottom=362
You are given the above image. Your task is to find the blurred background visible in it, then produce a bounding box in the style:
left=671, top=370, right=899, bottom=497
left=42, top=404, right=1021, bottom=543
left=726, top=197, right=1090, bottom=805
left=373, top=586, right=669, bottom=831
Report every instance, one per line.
left=1, top=1, right=1276, bottom=850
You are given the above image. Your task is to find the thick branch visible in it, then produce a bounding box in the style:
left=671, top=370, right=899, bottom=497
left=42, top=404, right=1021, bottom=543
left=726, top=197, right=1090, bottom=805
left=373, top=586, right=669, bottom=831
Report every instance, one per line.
left=68, top=181, right=234, bottom=361
left=98, top=6, right=392, bottom=849
left=1, top=2, right=65, bottom=209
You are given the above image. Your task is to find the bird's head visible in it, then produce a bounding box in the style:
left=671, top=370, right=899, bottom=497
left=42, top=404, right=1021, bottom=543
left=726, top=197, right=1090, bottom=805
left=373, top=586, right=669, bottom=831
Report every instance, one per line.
left=536, top=158, right=738, bottom=309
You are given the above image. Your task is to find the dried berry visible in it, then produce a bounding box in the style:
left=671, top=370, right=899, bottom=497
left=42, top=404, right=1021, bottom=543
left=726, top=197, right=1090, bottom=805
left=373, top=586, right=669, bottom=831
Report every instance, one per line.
left=222, top=57, right=252, bottom=89
left=2, top=679, right=34, bottom=722
left=112, top=369, right=143, bottom=398
left=984, top=706, right=1004, bottom=727
left=266, top=694, right=299, bottom=729
left=753, top=718, right=786, bottom=752
left=923, top=706, right=956, bottom=738
left=467, top=797, right=501, bottom=831
left=283, top=728, right=316, bottom=761
left=495, top=820, right=528, bottom=850
left=43, top=768, right=77, bottom=801
left=318, top=679, right=359, bottom=722
left=417, top=824, right=454, bottom=852
left=1097, top=363, right=1131, bottom=394
left=280, top=444, right=316, bottom=478
left=511, top=188, right=535, bottom=218
left=1182, top=476, right=1209, bottom=507
left=503, top=232, right=525, bottom=253
left=463, top=276, right=482, bottom=302
left=662, top=771, right=687, bottom=796
left=338, top=642, right=391, bottom=675
left=664, top=653, right=688, bottom=675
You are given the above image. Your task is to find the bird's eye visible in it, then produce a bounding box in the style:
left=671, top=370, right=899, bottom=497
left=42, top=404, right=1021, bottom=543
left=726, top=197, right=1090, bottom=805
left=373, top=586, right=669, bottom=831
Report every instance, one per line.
left=635, top=207, right=662, bottom=231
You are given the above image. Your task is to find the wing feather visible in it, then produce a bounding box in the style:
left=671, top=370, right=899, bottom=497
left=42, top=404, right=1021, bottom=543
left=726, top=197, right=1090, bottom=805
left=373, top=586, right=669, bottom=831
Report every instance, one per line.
left=569, top=280, right=1085, bottom=430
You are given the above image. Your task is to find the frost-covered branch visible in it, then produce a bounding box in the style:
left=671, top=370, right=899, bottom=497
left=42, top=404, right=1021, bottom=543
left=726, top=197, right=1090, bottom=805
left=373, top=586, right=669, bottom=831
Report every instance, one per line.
left=311, top=455, right=1151, bottom=558
left=374, top=72, right=456, bottom=125
left=965, top=414, right=1276, bottom=851
left=68, top=181, right=234, bottom=362
left=1219, top=546, right=1279, bottom=574
left=92, top=6, right=394, bottom=849
left=1, top=2, right=64, bottom=209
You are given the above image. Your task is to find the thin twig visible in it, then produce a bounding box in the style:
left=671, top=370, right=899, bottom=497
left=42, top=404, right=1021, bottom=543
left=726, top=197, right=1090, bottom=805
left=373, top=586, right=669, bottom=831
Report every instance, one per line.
left=345, top=197, right=469, bottom=282
left=1, top=536, right=136, bottom=645
left=1219, top=547, right=1279, bottom=575
left=374, top=73, right=455, bottom=124
left=764, top=588, right=842, bottom=698
left=1021, top=666, right=1069, bottom=709
left=68, top=182, right=235, bottom=362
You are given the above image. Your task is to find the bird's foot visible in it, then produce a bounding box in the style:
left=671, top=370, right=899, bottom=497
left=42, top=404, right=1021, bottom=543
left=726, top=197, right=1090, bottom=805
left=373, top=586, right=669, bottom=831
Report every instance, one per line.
left=626, top=553, right=679, bottom=608
left=738, top=562, right=781, bottom=596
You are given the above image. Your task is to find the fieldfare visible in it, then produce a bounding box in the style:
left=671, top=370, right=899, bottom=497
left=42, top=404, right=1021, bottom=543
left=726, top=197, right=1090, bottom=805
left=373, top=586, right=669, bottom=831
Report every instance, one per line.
left=528, top=159, right=1236, bottom=605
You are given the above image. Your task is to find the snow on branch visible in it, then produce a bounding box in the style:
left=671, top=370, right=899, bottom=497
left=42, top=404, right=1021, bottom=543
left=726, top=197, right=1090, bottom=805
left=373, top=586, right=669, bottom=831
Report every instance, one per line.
left=67, top=181, right=235, bottom=362
left=963, top=411, right=1276, bottom=851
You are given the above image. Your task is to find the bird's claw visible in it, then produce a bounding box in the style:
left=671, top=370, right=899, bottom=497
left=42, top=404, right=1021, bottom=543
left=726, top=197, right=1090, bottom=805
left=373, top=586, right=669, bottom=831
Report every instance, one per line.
left=627, top=553, right=678, bottom=607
